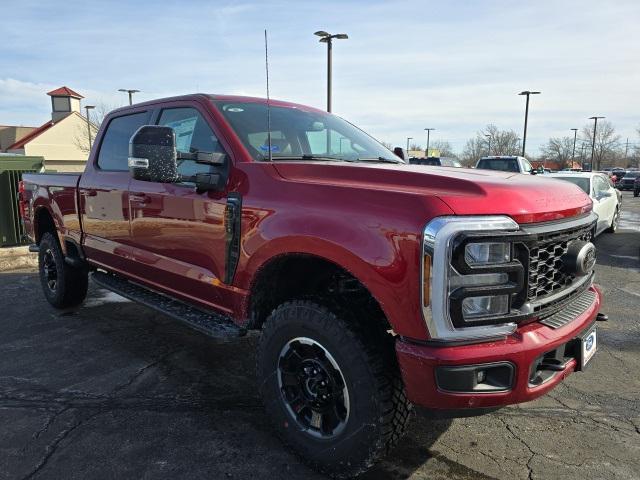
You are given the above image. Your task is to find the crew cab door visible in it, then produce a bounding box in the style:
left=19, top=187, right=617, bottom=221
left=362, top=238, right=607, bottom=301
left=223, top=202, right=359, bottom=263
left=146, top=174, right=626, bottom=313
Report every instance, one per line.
left=79, top=110, right=152, bottom=271
left=127, top=104, right=233, bottom=311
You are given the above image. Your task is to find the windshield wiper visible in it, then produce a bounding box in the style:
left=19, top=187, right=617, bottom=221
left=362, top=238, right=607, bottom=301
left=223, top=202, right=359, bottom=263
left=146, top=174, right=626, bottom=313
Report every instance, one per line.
left=270, top=155, right=345, bottom=162
left=355, top=157, right=403, bottom=164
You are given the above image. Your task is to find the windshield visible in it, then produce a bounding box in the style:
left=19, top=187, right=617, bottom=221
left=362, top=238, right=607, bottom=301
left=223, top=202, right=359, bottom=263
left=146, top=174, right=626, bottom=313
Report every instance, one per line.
left=214, top=100, right=402, bottom=163
left=476, top=158, right=519, bottom=172
left=552, top=176, right=590, bottom=194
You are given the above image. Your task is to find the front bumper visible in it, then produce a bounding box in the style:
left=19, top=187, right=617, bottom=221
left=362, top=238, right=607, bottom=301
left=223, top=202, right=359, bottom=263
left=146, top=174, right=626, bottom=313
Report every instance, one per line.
left=396, top=284, right=601, bottom=410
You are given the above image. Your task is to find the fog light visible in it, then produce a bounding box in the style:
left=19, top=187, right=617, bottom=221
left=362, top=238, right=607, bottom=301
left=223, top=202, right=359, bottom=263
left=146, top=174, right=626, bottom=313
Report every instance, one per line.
left=462, top=295, right=509, bottom=320
left=436, top=362, right=515, bottom=393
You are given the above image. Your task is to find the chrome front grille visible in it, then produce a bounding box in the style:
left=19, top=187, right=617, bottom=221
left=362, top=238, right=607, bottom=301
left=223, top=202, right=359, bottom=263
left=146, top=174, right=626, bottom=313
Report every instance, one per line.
left=526, top=225, right=592, bottom=302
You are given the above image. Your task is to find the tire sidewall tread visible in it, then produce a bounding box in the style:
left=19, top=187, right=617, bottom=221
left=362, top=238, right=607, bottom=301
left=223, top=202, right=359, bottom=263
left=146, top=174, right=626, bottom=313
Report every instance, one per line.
left=257, top=299, right=410, bottom=478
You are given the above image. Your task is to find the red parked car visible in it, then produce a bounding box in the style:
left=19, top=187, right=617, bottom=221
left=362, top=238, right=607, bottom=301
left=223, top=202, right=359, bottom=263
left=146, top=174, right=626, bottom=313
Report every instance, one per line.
left=20, top=94, right=602, bottom=477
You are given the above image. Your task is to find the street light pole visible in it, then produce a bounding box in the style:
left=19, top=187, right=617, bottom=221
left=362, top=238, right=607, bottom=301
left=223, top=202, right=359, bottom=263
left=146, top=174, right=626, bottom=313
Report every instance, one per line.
left=314, top=31, right=348, bottom=113
left=424, top=128, right=435, bottom=157
left=84, top=105, right=95, bottom=151
left=570, top=128, right=578, bottom=166
left=589, top=116, right=605, bottom=171
left=518, top=90, right=540, bottom=157
left=485, top=134, right=492, bottom=156
left=406, top=137, right=413, bottom=155
left=118, top=89, right=140, bottom=106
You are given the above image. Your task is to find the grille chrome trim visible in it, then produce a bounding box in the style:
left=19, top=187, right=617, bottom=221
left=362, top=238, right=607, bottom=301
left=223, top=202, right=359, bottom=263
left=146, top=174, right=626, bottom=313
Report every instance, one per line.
left=539, top=289, right=596, bottom=329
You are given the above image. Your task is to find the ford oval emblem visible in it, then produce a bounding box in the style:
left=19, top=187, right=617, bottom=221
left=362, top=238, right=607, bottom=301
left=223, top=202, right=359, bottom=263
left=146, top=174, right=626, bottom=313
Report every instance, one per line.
left=562, top=241, right=596, bottom=277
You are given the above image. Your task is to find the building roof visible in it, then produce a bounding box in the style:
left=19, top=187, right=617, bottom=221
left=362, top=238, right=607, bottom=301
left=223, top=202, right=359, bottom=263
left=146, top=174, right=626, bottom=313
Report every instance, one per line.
left=47, top=86, right=84, bottom=99
left=6, top=119, right=55, bottom=150
left=6, top=111, right=90, bottom=151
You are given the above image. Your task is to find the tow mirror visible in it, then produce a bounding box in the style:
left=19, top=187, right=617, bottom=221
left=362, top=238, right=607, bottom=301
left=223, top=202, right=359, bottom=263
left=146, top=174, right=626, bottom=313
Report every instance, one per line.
left=128, top=125, right=179, bottom=183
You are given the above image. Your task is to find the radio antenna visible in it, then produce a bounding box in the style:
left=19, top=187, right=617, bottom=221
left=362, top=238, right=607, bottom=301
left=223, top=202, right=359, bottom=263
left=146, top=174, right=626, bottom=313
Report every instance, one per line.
left=264, top=29, right=273, bottom=162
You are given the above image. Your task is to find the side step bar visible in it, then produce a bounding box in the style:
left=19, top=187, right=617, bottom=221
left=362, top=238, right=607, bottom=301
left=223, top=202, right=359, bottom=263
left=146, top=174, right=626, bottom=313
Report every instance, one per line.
left=92, top=271, right=246, bottom=340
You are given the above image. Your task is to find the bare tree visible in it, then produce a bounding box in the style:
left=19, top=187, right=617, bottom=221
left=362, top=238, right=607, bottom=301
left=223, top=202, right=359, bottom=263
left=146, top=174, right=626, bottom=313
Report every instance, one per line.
left=73, top=102, right=116, bottom=155
left=430, top=140, right=457, bottom=158
left=580, top=120, right=621, bottom=170
left=462, top=124, right=521, bottom=166
left=409, top=143, right=423, bottom=151
left=540, top=136, right=575, bottom=169
left=460, top=138, right=486, bottom=166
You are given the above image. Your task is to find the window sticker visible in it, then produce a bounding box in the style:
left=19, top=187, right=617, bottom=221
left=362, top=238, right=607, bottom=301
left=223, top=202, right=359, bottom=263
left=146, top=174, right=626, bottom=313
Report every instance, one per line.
left=259, top=144, right=280, bottom=152
left=165, top=116, right=198, bottom=152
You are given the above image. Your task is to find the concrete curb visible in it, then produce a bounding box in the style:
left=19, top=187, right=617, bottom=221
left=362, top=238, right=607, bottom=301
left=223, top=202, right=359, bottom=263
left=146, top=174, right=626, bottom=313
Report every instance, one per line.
left=0, top=246, right=38, bottom=272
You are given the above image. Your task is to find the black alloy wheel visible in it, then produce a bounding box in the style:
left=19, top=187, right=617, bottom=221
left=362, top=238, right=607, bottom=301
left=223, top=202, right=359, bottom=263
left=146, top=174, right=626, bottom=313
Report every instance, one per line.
left=277, top=336, right=350, bottom=439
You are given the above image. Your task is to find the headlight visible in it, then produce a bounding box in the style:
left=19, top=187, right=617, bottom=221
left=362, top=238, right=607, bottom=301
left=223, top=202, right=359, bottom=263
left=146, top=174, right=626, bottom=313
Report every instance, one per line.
left=465, top=242, right=510, bottom=266
left=462, top=295, right=509, bottom=319
left=422, top=216, right=522, bottom=343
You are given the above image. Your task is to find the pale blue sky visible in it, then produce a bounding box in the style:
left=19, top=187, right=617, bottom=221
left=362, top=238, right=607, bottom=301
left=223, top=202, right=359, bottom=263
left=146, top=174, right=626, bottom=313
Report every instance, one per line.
left=1, top=0, right=639, bottom=155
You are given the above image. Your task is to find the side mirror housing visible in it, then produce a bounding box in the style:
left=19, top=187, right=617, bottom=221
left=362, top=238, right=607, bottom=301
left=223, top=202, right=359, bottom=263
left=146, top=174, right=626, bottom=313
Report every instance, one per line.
left=393, top=146, right=407, bottom=161
left=128, top=126, right=179, bottom=183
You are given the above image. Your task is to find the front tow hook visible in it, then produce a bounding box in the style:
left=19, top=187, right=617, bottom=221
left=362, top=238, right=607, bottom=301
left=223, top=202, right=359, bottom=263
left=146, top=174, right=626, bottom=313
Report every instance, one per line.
left=537, top=358, right=570, bottom=372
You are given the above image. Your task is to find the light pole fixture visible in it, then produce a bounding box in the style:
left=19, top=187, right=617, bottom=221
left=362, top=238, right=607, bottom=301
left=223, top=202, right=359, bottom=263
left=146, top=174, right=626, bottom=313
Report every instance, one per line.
left=589, top=116, right=605, bottom=170
left=424, top=128, right=435, bottom=157
left=314, top=31, right=348, bottom=113
left=406, top=137, right=413, bottom=154
left=84, top=105, right=95, bottom=151
left=118, top=88, right=140, bottom=105
left=570, top=128, right=578, bottom=165
left=485, top=134, right=492, bottom=156
left=518, top=90, right=541, bottom=157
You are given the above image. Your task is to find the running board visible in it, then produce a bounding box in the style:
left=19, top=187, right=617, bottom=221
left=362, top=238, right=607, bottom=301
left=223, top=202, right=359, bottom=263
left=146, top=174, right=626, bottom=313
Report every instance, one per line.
left=92, top=271, right=246, bottom=340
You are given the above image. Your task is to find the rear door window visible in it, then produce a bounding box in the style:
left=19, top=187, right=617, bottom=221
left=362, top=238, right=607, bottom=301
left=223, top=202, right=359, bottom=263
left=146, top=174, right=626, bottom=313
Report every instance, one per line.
left=97, top=111, right=151, bottom=171
left=477, top=158, right=519, bottom=172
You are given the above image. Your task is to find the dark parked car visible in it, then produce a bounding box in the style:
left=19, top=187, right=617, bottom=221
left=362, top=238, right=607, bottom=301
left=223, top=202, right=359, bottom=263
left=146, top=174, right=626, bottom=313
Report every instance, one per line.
left=619, top=171, right=640, bottom=191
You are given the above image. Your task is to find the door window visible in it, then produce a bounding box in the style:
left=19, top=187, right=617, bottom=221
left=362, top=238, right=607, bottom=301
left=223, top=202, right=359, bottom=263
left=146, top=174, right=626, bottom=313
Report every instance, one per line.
left=593, top=176, right=608, bottom=196
left=97, top=111, right=151, bottom=171
left=157, top=107, right=227, bottom=177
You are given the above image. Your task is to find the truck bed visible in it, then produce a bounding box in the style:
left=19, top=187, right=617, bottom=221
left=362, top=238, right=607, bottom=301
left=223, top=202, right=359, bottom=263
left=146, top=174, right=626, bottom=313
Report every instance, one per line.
left=21, top=172, right=82, bottom=246
left=22, top=172, right=81, bottom=189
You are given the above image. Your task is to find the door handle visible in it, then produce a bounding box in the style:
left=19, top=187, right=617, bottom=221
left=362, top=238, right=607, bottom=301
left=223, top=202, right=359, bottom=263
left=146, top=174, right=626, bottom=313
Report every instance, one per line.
left=130, top=193, right=149, bottom=205
left=85, top=190, right=98, bottom=197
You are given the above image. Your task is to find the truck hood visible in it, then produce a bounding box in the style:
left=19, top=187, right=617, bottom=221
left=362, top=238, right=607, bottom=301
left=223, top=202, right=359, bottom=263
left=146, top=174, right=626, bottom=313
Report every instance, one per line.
left=273, top=162, right=592, bottom=224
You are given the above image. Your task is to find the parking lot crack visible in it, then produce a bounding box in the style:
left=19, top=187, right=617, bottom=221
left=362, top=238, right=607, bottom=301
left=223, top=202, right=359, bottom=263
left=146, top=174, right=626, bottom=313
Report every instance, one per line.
left=499, top=417, right=536, bottom=480
left=110, top=349, right=181, bottom=396
left=31, top=406, right=70, bottom=441
left=21, top=410, right=104, bottom=480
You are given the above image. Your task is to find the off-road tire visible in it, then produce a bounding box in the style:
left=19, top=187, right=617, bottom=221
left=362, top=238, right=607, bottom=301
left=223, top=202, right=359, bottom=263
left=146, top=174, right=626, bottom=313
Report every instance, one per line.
left=38, top=232, right=88, bottom=308
left=634, top=189, right=639, bottom=197
left=257, top=300, right=411, bottom=478
left=606, top=207, right=620, bottom=233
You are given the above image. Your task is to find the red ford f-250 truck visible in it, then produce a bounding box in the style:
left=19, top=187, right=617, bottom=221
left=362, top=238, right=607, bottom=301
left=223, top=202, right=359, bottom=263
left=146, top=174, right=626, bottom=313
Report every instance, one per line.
left=20, top=94, right=601, bottom=477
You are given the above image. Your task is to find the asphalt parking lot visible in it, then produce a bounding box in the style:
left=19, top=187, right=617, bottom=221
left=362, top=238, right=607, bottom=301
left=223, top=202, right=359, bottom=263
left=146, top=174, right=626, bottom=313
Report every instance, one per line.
left=1, top=191, right=639, bottom=480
